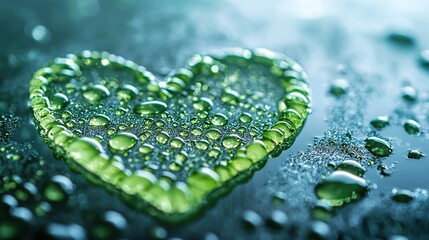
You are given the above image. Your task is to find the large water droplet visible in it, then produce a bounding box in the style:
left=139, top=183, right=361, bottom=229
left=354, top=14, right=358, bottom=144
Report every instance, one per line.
left=315, top=171, right=368, bottom=206
left=134, top=101, right=167, bottom=116
left=108, top=132, right=138, bottom=151
left=365, top=136, right=393, bottom=157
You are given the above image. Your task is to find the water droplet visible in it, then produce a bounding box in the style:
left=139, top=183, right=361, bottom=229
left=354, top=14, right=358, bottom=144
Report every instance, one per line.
left=45, top=223, right=86, bottom=240
left=206, top=129, right=222, bottom=141
left=156, top=132, right=169, bottom=145
left=365, top=136, right=393, bottom=157
left=221, top=89, right=240, bottom=105
left=336, top=160, right=366, bottom=177
left=138, top=144, right=154, bottom=154
left=329, top=79, right=349, bottom=96
left=239, top=113, right=252, bottom=123
left=108, top=132, right=138, bottom=151
left=89, top=114, right=110, bottom=127
left=370, top=116, right=390, bottom=129
left=211, top=113, right=228, bottom=126
left=420, top=49, right=429, bottom=68
left=170, top=137, right=185, bottom=149
left=407, top=149, right=424, bottom=159
left=193, top=97, right=213, bottom=112
left=265, top=210, right=288, bottom=229
left=312, top=200, right=333, bottom=221
left=150, top=226, right=167, bottom=240
left=241, top=210, right=263, bottom=230
left=222, top=135, right=242, bottom=149
left=315, top=171, right=368, bottom=206
left=401, top=86, right=417, bottom=102
left=116, top=84, right=138, bottom=102
left=43, top=175, right=74, bottom=202
left=91, top=211, right=127, bottom=240
left=387, top=19, right=415, bottom=45
left=32, top=25, right=50, bottom=43
left=134, top=101, right=167, bottom=116
left=308, top=221, right=331, bottom=240
left=83, top=85, right=110, bottom=102
left=403, top=119, right=420, bottom=135
left=50, top=93, right=69, bottom=110
left=392, top=189, right=415, bottom=203
left=193, top=140, right=208, bottom=151
left=271, top=192, right=286, bottom=206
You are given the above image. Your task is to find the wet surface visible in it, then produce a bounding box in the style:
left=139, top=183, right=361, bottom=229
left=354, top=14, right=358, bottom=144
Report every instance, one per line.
left=1, top=0, right=429, bottom=239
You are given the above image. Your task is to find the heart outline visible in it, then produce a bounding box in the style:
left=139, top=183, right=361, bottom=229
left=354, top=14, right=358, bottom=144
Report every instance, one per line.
left=29, top=48, right=311, bottom=222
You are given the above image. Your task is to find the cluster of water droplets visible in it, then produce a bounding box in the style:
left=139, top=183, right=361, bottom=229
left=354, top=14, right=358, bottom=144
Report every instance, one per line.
left=29, top=48, right=311, bottom=219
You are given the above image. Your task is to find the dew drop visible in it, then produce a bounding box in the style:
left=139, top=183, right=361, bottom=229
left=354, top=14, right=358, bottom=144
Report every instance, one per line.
left=315, top=171, right=368, bottom=206
left=211, top=113, right=228, bottom=127
left=206, top=129, right=222, bottom=141
left=138, top=144, right=154, bottom=154
left=221, top=89, right=240, bottom=105
left=43, top=175, right=74, bottom=202
left=221, top=135, right=242, bottom=149
left=336, top=160, right=366, bottom=177
left=365, top=136, right=393, bottom=157
left=83, top=85, right=110, bottom=103
left=403, top=119, right=420, bottom=135
left=193, top=97, right=213, bottom=112
left=239, top=113, right=252, bottom=123
left=156, top=132, right=169, bottom=145
left=329, top=79, right=349, bottom=96
left=108, top=132, right=138, bottom=151
left=392, top=189, right=415, bottom=203
left=370, top=116, right=390, bottom=129
left=115, top=84, right=138, bottom=102
left=89, top=114, right=110, bottom=127
left=134, top=101, right=167, bottom=116
left=407, top=149, right=424, bottom=159
left=49, top=93, right=69, bottom=110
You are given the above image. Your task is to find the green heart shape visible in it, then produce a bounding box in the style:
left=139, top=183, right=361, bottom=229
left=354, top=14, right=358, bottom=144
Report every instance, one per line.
left=29, top=48, right=311, bottom=222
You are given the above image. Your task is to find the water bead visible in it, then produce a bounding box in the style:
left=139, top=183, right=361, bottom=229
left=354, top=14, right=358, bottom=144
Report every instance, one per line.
left=315, top=171, right=368, bottom=207
left=115, top=84, right=138, bottom=102
left=221, top=135, right=242, bottom=149
left=134, top=101, right=167, bottom=116
left=403, top=119, right=420, bottom=135
left=89, top=114, right=110, bottom=127
left=370, top=116, right=390, bottom=129
left=108, top=132, right=138, bottom=151
left=335, top=160, right=366, bottom=177
left=83, top=85, right=110, bottom=103
left=221, top=89, right=240, bottom=105
left=193, top=97, right=213, bottom=112
left=365, top=136, right=393, bottom=157
left=210, top=113, right=228, bottom=126
left=49, top=93, right=69, bottom=110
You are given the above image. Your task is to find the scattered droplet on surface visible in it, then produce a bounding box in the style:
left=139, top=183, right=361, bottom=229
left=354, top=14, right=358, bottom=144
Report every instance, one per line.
left=241, top=210, right=263, bottom=230
left=329, top=78, right=349, bottom=96
left=336, top=160, right=366, bottom=177
left=370, top=116, right=390, bottom=129
left=407, top=149, right=424, bottom=159
left=392, top=189, right=415, bottom=203
left=365, top=136, right=393, bottom=157
left=403, top=119, right=420, bottom=135
left=108, top=132, right=138, bottom=151
left=315, top=171, right=368, bottom=207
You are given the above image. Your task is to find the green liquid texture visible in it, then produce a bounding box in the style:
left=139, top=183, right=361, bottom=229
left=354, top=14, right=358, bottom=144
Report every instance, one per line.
left=29, top=48, right=311, bottom=222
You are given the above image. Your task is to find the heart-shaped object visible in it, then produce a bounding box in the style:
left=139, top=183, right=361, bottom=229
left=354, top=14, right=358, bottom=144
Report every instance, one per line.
left=29, top=48, right=311, bottom=222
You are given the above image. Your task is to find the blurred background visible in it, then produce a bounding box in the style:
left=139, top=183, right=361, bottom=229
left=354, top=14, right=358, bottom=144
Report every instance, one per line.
left=1, top=0, right=429, bottom=239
